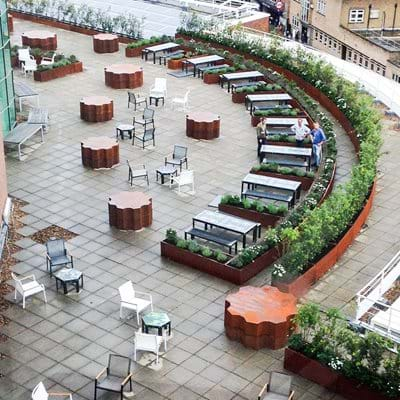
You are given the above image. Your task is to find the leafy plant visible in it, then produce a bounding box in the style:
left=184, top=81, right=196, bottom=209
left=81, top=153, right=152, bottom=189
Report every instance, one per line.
left=165, top=229, right=178, bottom=245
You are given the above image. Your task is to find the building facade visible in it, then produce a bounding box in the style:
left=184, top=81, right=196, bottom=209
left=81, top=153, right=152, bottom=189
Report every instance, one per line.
left=288, top=0, right=400, bottom=82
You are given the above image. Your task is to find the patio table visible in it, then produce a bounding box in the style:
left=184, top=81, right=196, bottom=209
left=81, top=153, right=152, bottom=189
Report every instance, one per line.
left=192, top=210, right=260, bottom=247
left=142, top=42, right=180, bottom=63
left=183, top=55, right=224, bottom=77
left=245, top=93, right=293, bottom=112
left=260, top=144, right=312, bottom=171
left=220, top=71, right=264, bottom=92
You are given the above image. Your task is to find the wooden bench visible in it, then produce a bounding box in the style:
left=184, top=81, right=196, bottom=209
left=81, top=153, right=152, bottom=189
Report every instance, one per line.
left=158, top=50, right=184, bottom=65
left=197, top=63, right=230, bottom=78
left=231, top=80, right=266, bottom=92
left=185, top=227, right=238, bottom=254
left=4, top=123, right=44, bottom=160
left=242, top=189, right=294, bottom=208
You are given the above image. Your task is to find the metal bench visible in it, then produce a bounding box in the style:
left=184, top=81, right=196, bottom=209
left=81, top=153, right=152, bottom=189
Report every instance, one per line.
left=252, top=104, right=292, bottom=114
left=184, top=227, right=238, bottom=254
left=158, top=50, right=184, bottom=65
left=197, top=63, right=230, bottom=78
left=231, top=80, right=267, bottom=92
left=4, top=123, right=44, bottom=160
left=242, top=189, right=294, bottom=208
left=28, top=107, right=49, bottom=131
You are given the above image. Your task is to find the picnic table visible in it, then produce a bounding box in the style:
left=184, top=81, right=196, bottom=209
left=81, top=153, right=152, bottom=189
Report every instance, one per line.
left=260, top=144, right=312, bottom=171
left=183, top=55, right=224, bottom=77
left=142, top=42, right=180, bottom=64
left=192, top=210, right=261, bottom=247
left=245, top=93, right=293, bottom=112
left=14, top=81, right=39, bottom=111
left=241, top=173, right=301, bottom=207
left=4, top=123, right=44, bottom=160
left=220, top=71, right=264, bottom=92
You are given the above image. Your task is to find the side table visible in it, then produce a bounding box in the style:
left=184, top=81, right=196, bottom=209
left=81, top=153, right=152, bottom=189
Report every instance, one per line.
left=156, top=165, right=177, bottom=184
left=55, top=269, right=83, bottom=294
left=149, top=95, right=165, bottom=107
left=142, top=311, right=171, bottom=350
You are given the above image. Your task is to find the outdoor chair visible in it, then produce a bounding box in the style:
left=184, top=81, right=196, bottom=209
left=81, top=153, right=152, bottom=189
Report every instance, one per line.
left=133, top=331, right=164, bottom=364
left=17, top=48, right=33, bottom=67
left=133, top=108, right=155, bottom=131
left=258, top=372, right=295, bottom=400
left=127, top=161, right=149, bottom=186
left=118, top=280, right=153, bottom=324
left=149, top=78, right=167, bottom=98
left=40, top=53, right=56, bottom=66
left=45, top=238, right=73, bottom=277
left=133, top=127, right=155, bottom=149
left=165, top=144, right=188, bottom=171
left=170, top=170, right=194, bottom=194
left=94, top=354, right=132, bottom=400
left=171, top=89, right=190, bottom=111
left=32, top=381, right=72, bottom=400
left=22, top=59, right=37, bottom=76
left=127, top=91, right=147, bottom=110
left=12, top=272, right=47, bottom=309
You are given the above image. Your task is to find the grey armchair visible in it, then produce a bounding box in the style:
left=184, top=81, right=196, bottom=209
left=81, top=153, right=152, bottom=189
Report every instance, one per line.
left=133, top=127, right=155, bottom=148
left=165, top=144, right=188, bottom=171
left=128, top=91, right=147, bottom=110
left=95, top=354, right=132, bottom=400
left=127, top=161, right=149, bottom=186
left=258, top=372, right=294, bottom=400
left=45, top=238, right=73, bottom=277
left=133, top=108, right=155, bottom=131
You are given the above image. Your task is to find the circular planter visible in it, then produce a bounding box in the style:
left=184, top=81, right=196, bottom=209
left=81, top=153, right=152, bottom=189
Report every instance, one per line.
left=21, top=30, right=57, bottom=50
left=81, top=136, right=119, bottom=169
left=93, top=33, right=119, bottom=53
left=80, top=96, right=113, bottom=122
left=104, top=64, right=143, bottom=89
left=186, top=111, right=220, bottom=140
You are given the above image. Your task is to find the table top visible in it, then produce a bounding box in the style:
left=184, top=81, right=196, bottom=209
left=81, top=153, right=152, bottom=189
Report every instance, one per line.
left=105, top=64, right=142, bottom=74
left=14, top=81, right=38, bottom=97
left=242, top=173, right=300, bottom=191
left=55, top=268, right=82, bottom=282
left=81, top=136, right=118, bottom=150
left=246, top=93, right=293, bottom=102
left=261, top=144, right=312, bottom=157
left=265, top=117, right=308, bottom=126
left=194, top=210, right=259, bottom=234
left=221, top=71, right=264, bottom=80
left=80, top=96, right=113, bottom=106
left=186, top=55, right=224, bottom=65
left=4, top=123, right=41, bottom=144
left=186, top=111, right=220, bottom=122
left=22, top=30, right=56, bottom=39
left=117, top=124, right=134, bottom=131
left=93, top=33, right=118, bottom=40
left=145, top=42, right=179, bottom=52
left=142, top=311, right=170, bottom=327
left=109, top=191, right=151, bottom=209
left=157, top=165, right=177, bottom=174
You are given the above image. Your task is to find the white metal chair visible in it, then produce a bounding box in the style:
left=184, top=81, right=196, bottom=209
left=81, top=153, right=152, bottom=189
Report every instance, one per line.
left=170, top=170, right=194, bottom=194
left=12, top=272, right=47, bottom=309
left=171, top=89, right=190, bottom=111
left=149, top=78, right=167, bottom=98
left=17, top=48, right=33, bottom=67
left=133, top=331, right=164, bottom=364
left=40, top=53, right=56, bottom=66
left=118, top=281, right=153, bottom=324
left=22, top=58, right=37, bottom=76
left=32, top=381, right=73, bottom=400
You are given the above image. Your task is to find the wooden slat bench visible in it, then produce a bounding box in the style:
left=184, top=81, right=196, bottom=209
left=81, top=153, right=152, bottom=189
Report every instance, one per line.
left=242, top=189, right=294, bottom=208
left=185, top=227, right=238, bottom=254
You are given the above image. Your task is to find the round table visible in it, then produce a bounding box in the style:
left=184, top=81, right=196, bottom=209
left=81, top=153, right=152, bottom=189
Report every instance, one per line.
left=225, top=285, right=297, bottom=350
left=104, top=64, right=143, bottom=89
left=186, top=111, right=220, bottom=140
left=93, top=33, right=119, bottom=53
left=81, top=136, right=119, bottom=169
left=21, top=30, right=57, bottom=50
left=80, top=96, right=113, bottom=122
left=108, top=191, right=152, bottom=230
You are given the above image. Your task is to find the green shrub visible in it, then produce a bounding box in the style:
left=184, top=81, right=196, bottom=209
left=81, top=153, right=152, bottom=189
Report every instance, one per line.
left=176, top=239, right=189, bottom=249
left=201, top=246, right=213, bottom=257
left=242, top=198, right=252, bottom=209
left=188, top=240, right=201, bottom=253
left=214, top=250, right=228, bottom=263
left=165, top=228, right=178, bottom=245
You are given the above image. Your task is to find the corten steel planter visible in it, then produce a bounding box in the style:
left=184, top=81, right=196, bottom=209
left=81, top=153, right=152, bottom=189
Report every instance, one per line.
left=81, top=137, right=119, bottom=169
left=93, top=33, right=119, bottom=53
left=125, top=43, right=164, bottom=57
left=34, top=62, right=83, bottom=82
left=186, top=111, right=220, bottom=140
left=167, top=58, right=186, bottom=69
left=284, top=348, right=393, bottom=400
left=219, top=203, right=281, bottom=227
left=160, top=241, right=279, bottom=285
left=104, top=64, right=143, bottom=89
left=251, top=170, right=314, bottom=191
left=203, top=73, right=221, bottom=84
left=317, top=163, right=336, bottom=206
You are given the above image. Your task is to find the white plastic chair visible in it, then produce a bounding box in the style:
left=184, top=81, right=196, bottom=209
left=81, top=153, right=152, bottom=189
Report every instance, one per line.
left=170, top=170, right=194, bottom=194
left=12, top=272, right=47, bottom=309
left=40, top=53, right=56, bottom=66
left=22, top=59, right=37, bottom=76
left=149, top=78, right=167, bottom=98
left=171, top=89, right=190, bottom=111
left=118, top=281, right=153, bottom=324
left=18, top=48, right=33, bottom=67
left=32, top=382, right=73, bottom=400
left=133, top=331, right=164, bottom=364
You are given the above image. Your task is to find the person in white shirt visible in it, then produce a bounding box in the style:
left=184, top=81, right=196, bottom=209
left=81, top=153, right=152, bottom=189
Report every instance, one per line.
left=291, top=118, right=310, bottom=147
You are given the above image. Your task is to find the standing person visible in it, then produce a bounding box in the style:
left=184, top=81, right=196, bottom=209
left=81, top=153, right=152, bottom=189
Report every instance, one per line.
left=290, top=118, right=310, bottom=147
left=310, top=121, right=326, bottom=168
left=286, top=18, right=292, bottom=39
left=256, top=118, right=268, bottom=160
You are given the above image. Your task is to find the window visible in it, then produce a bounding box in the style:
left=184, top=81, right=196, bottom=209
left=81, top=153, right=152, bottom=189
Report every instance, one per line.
left=349, top=9, right=364, bottom=23
left=317, top=0, right=326, bottom=15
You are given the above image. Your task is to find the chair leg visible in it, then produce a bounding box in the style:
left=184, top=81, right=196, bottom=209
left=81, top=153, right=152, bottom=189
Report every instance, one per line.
left=133, top=344, right=137, bottom=361
left=94, top=385, right=97, bottom=400
left=22, top=295, right=25, bottom=309
left=120, top=305, right=123, bottom=319
left=136, top=311, right=140, bottom=325
left=43, top=289, right=47, bottom=304
left=146, top=173, right=149, bottom=186
left=14, top=289, right=17, bottom=300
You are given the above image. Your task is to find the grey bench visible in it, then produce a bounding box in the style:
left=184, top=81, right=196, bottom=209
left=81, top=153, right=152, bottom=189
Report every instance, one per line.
left=184, top=228, right=238, bottom=254
left=28, top=107, right=49, bottom=131
left=231, top=80, right=267, bottom=92
left=197, top=63, right=230, bottom=78
left=158, top=50, right=184, bottom=65
left=242, top=189, right=294, bottom=208
left=4, top=123, right=44, bottom=160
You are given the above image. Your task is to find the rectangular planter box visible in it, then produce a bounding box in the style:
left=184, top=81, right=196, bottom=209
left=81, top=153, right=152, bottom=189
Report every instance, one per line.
left=160, top=241, right=279, bottom=285
left=218, top=203, right=281, bottom=227
left=33, top=62, right=83, bottom=82
left=168, top=58, right=186, bottom=69
left=251, top=170, right=314, bottom=191
left=284, top=348, right=393, bottom=400
left=203, top=73, right=220, bottom=84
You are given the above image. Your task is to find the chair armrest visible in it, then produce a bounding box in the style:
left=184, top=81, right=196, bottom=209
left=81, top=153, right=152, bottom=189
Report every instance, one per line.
left=95, top=367, right=107, bottom=381
left=48, top=392, right=72, bottom=398
left=288, top=390, right=295, bottom=400
left=19, top=275, right=36, bottom=282
left=29, top=55, right=35, bottom=60
left=46, top=254, right=51, bottom=260
left=258, top=383, right=268, bottom=400
left=135, top=291, right=152, bottom=301
left=121, top=372, right=133, bottom=386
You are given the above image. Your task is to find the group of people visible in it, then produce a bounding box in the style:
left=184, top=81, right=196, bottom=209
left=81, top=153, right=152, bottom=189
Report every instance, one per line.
left=256, top=117, right=326, bottom=168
